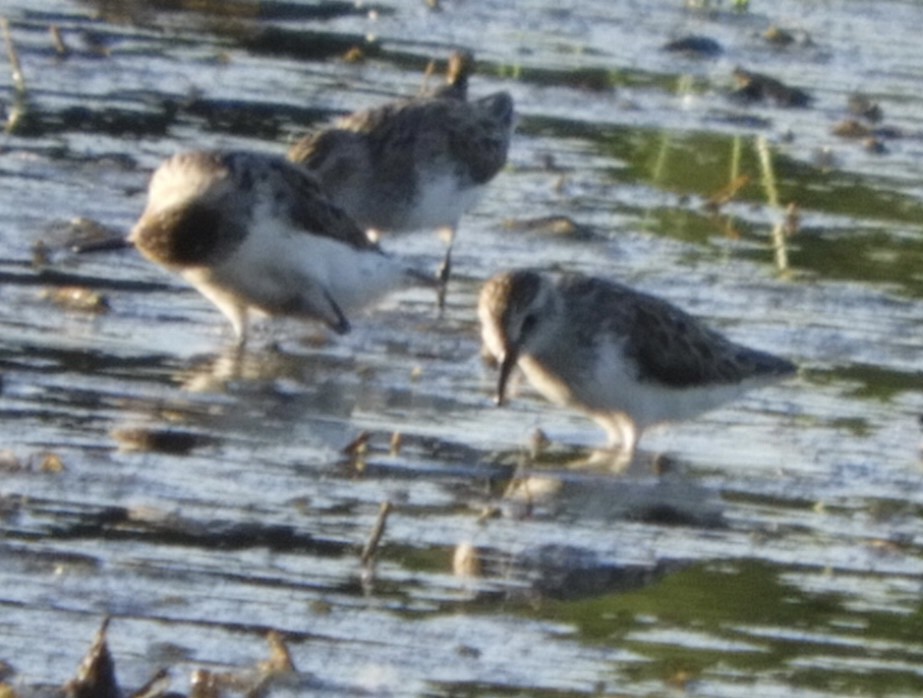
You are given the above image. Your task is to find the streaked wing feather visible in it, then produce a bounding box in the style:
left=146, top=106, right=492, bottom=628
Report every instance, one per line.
left=274, top=160, right=379, bottom=251
left=628, top=296, right=747, bottom=387
left=566, top=276, right=779, bottom=388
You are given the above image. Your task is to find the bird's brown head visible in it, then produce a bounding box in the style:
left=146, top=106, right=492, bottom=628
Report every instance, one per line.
left=478, top=270, right=547, bottom=406
left=129, top=152, right=246, bottom=268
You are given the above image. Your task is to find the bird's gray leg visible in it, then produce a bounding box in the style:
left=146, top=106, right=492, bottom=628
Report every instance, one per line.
left=436, top=225, right=456, bottom=312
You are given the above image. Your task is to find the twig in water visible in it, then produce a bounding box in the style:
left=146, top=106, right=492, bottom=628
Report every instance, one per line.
left=756, top=135, right=790, bottom=272
left=704, top=175, right=750, bottom=212
left=262, top=630, right=296, bottom=673
left=341, top=430, right=370, bottom=473
left=418, top=57, right=438, bottom=95
left=360, top=500, right=392, bottom=566
left=389, top=430, right=403, bottom=456
left=453, top=541, right=483, bottom=577
left=49, top=24, right=71, bottom=57
left=1, top=17, right=25, bottom=94
left=783, top=202, right=801, bottom=236
left=2, top=17, right=32, bottom=134
left=341, top=431, right=370, bottom=456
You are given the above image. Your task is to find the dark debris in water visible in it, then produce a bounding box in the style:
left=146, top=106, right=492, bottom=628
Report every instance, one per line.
left=187, top=634, right=300, bottom=698
left=181, top=98, right=333, bottom=140
left=56, top=105, right=174, bottom=137
left=831, top=119, right=901, bottom=141
left=502, top=215, right=602, bottom=241
left=0, top=450, right=67, bottom=474
left=111, top=511, right=344, bottom=555
left=730, top=66, right=812, bottom=108
left=64, top=618, right=122, bottom=698
left=0, top=266, right=171, bottom=295
left=459, top=543, right=685, bottom=602
left=0, top=617, right=304, bottom=698
left=2, top=496, right=349, bottom=557
left=89, top=0, right=390, bottom=23
left=762, top=25, right=815, bottom=48
left=3, top=91, right=335, bottom=143
left=830, top=96, right=903, bottom=157
left=6, top=100, right=177, bottom=139
left=39, top=217, right=129, bottom=256
left=111, top=427, right=211, bottom=455
left=238, top=26, right=381, bottom=62
left=847, top=93, right=884, bottom=123
left=662, top=35, right=723, bottom=57
left=40, top=286, right=111, bottom=314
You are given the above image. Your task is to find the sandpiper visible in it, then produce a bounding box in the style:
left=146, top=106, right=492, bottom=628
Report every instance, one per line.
left=478, top=270, right=796, bottom=460
left=287, top=66, right=514, bottom=307
left=130, top=150, right=430, bottom=344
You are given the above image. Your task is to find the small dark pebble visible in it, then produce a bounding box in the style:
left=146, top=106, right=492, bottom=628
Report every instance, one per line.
left=42, top=216, right=128, bottom=254
left=112, top=427, right=209, bottom=455
left=662, top=35, right=723, bottom=57
left=710, top=111, right=774, bottom=129
left=731, top=66, right=812, bottom=107
left=832, top=119, right=902, bottom=142
left=764, top=26, right=796, bottom=46
left=863, top=137, right=887, bottom=154
left=848, top=93, right=883, bottom=123
left=832, top=118, right=872, bottom=139
left=456, top=645, right=482, bottom=658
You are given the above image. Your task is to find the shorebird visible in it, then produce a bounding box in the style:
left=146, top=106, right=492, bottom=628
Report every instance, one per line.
left=287, top=57, right=514, bottom=307
left=130, top=150, right=430, bottom=344
left=479, top=270, right=796, bottom=461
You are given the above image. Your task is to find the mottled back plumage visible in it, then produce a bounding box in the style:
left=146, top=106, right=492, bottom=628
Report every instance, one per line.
left=287, top=91, right=514, bottom=229
left=130, top=150, right=426, bottom=343
left=479, top=270, right=796, bottom=458
left=288, top=57, right=513, bottom=308
left=131, top=151, right=376, bottom=269
left=557, top=275, right=795, bottom=388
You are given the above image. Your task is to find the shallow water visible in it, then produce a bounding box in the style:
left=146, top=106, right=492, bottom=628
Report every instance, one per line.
left=1, top=0, right=922, bottom=696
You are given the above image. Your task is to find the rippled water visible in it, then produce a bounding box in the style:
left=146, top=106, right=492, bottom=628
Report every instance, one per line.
left=1, top=0, right=922, bottom=695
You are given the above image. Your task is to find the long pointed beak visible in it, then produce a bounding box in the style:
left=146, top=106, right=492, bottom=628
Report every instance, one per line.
left=495, top=346, right=519, bottom=406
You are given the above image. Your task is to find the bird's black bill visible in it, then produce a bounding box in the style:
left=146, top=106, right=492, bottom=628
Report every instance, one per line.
left=495, top=347, right=519, bottom=406
left=323, top=290, right=352, bottom=335
left=436, top=244, right=453, bottom=312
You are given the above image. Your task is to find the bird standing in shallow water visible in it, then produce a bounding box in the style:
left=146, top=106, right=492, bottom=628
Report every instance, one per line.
left=130, top=150, right=430, bottom=345
left=287, top=59, right=514, bottom=308
left=478, top=270, right=796, bottom=462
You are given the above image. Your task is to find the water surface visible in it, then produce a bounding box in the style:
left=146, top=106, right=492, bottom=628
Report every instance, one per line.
left=1, top=0, right=922, bottom=695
